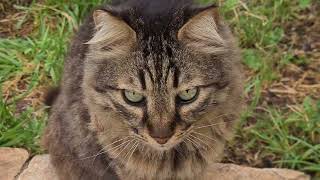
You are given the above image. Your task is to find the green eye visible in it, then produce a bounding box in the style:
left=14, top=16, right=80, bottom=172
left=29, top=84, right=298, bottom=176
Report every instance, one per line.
left=178, top=88, right=199, bottom=102
left=123, top=90, right=144, bottom=103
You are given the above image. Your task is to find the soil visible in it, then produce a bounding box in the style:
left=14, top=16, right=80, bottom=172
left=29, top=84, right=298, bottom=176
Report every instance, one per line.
left=0, top=0, right=34, bottom=37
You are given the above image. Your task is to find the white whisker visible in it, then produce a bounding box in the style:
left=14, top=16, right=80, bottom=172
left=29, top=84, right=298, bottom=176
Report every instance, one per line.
left=185, top=136, right=201, bottom=151
left=194, top=119, right=235, bottom=130
left=189, top=133, right=215, bottom=152
left=90, top=136, right=133, bottom=162
left=192, top=131, right=218, bottom=143
left=127, top=141, right=139, bottom=164
left=104, top=139, right=134, bottom=171
left=123, top=140, right=137, bottom=160
left=79, top=137, right=132, bottom=160
left=193, top=113, right=232, bottom=130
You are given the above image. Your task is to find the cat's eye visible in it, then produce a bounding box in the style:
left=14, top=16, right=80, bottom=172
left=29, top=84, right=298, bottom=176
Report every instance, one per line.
left=123, top=90, right=144, bottom=104
left=178, top=88, right=199, bottom=103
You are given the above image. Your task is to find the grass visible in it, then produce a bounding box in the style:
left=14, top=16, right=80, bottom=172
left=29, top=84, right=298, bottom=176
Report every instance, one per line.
left=0, top=93, right=45, bottom=153
left=243, top=97, right=320, bottom=172
left=1, top=0, right=319, bottom=178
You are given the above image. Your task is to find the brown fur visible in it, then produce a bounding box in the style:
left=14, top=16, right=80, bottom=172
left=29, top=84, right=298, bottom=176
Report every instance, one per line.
left=43, top=1, right=244, bottom=179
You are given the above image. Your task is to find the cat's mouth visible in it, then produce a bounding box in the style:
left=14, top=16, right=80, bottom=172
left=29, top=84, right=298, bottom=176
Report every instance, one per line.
left=146, top=136, right=184, bottom=151
left=132, top=127, right=192, bottom=151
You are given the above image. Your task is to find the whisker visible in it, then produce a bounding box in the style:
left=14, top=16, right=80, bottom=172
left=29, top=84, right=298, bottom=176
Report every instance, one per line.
left=194, top=118, right=236, bottom=130
left=91, top=136, right=134, bottom=162
left=182, top=139, right=192, bottom=154
left=123, top=140, right=137, bottom=160
left=189, top=133, right=210, bottom=151
left=78, top=146, right=104, bottom=160
left=99, top=139, right=134, bottom=162
left=192, top=131, right=218, bottom=143
left=105, top=139, right=134, bottom=170
left=127, top=141, right=139, bottom=164
left=189, top=133, right=215, bottom=152
left=107, top=139, right=133, bottom=153
left=91, top=147, right=108, bottom=165
left=121, top=140, right=137, bottom=166
left=79, top=149, right=107, bottom=161
left=185, top=136, right=201, bottom=151
left=79, top=138, right=131, bottom=160
left=193, top=113, right=232, bottom=129
left=103, top=136, right=133, bottom=150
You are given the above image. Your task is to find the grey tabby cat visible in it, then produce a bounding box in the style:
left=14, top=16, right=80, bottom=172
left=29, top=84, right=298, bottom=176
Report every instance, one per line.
left=42, top=0, right=244, bottom=179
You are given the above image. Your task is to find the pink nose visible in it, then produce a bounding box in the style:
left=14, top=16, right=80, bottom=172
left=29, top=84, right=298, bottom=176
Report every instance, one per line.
left=152, top=137, right=170, bottom=144
left=147, top=122, right=175, bottom=145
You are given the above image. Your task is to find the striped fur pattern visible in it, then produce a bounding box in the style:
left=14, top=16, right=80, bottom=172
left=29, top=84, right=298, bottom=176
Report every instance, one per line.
left=43, top=0, right=244, bottom=179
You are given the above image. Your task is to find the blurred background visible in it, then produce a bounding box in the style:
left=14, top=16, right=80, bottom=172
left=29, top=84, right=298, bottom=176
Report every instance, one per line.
left=0, top=0, right=319, bottom=178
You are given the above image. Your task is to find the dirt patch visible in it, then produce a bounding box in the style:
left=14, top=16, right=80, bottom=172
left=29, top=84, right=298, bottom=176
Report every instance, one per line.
left=264, top=2, right=320, bottom=107
left=0, top=0, right=34, bottom=37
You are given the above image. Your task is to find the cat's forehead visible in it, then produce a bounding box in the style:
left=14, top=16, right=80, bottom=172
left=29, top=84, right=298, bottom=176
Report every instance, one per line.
left=115, top=48, right=223, bottom=89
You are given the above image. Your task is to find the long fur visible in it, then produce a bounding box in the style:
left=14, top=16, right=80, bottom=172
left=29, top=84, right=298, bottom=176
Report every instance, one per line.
left=42, top=0, right=244, bottom=179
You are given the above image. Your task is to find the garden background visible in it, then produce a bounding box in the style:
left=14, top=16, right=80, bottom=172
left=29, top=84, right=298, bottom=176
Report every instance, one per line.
left=0, top=0, right=319, bottom=178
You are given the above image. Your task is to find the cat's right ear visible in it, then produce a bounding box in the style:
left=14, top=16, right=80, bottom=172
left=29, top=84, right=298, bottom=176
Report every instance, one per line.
left=86, top=9, right=136, bottom=48
left=178, top=5, right=227, bottom=54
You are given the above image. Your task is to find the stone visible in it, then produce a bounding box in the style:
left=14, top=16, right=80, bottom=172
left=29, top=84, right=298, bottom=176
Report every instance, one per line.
left=18, top=154, right=59, bottom=180
left=205, top=163, right=310, bottom=180
left=16, top=154, right=310, bottom=180
left=0, top=147, right=29, bottom=180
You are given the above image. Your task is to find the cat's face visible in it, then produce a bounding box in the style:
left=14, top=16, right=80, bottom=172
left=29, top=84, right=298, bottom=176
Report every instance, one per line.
left=83, top=5, right=243, bottom=175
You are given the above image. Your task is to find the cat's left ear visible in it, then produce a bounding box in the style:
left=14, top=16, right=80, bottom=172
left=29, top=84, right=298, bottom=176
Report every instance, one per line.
left=178, top=5, right=226, bottom=53
left=86, top=9, right=136, bottom=46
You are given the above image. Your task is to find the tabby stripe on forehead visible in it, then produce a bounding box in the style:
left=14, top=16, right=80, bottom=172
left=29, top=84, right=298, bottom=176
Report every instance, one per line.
left=173, top=67, right=180, bottom=88
left=138, top=70, right=146, bottom=90
left=164, top=60, right=174, bottom=85
left=145, top=64, right=155, bottom=84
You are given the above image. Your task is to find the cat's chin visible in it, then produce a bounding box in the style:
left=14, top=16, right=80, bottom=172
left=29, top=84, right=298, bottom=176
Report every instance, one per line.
left=144, top=137, right=185, bottom=152
left=145, top=142, right=176, bottom=151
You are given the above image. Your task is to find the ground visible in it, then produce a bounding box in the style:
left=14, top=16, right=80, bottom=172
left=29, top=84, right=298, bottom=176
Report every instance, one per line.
left=0, top=0, right=319, bottom=178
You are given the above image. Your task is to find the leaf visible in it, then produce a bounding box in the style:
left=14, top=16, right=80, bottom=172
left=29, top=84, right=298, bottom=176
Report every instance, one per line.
left=264, top=27, right=284, bottom=46
left=299, top=0, right=311, bottom=9
left=243, top=49, right=263, bottom=71
left=223, top=0, right=239, bottom=11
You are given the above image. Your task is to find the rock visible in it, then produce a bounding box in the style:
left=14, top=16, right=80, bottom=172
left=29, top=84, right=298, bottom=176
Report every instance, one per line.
left=0, top=147, right=29, bottom=180
left=16, top=154, right=310, bottom=180
left=205, top=163, right=310, bottom=180
left=18, top=154, right=59, bottom=180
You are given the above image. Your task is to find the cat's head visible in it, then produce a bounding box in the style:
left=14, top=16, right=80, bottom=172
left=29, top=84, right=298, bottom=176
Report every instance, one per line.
left=83, top=1, right=244, bottom=173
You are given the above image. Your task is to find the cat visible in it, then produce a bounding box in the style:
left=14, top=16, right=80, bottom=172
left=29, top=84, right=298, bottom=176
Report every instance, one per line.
left=42, top=0, right=244, bottom=179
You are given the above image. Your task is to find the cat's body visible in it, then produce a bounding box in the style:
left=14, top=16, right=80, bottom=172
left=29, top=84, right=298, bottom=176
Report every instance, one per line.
left=43, top=0, right=244, bottom=179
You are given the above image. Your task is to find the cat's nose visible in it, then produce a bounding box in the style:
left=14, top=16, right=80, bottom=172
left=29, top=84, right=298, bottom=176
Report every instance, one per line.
left=152, top=136, right=171, bottom=144
left=148, top=123, right=175, bottom=144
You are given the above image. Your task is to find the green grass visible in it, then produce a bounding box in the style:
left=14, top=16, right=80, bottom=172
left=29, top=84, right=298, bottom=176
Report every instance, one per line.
left=0, top=0, right=319, bottom=178
left=244, top=97, right=320, bottom=173
left=0, top=94, right=46, bottom=153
